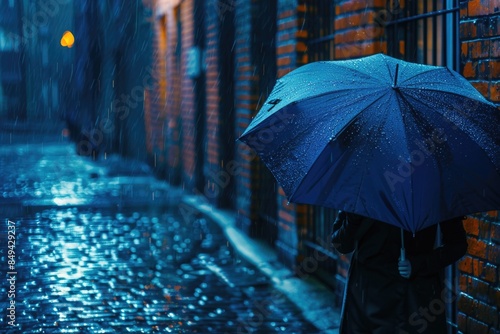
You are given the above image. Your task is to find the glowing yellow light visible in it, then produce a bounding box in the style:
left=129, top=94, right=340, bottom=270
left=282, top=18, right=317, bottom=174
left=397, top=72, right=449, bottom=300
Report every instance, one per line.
left=60, top=31, right=75, bottom=48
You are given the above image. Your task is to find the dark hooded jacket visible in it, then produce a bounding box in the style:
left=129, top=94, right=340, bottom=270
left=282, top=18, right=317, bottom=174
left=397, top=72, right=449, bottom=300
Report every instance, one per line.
left=331, top=211, right=467, bottom=334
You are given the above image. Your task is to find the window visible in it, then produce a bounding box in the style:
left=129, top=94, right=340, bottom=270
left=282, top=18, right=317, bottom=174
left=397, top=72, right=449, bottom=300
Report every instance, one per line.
left=386, top=0, right=459, bottom=70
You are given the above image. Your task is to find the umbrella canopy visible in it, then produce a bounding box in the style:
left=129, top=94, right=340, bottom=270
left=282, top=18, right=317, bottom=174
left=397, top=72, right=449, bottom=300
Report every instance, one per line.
left=239, top=53, right=500, bottom=234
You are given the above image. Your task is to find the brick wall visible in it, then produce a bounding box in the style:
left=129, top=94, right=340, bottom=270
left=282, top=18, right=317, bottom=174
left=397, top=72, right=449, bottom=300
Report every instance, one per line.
left=146, top=2, right=500, bottom=330
left=204, top=0, right=222, bottom=201
left=202, top=0, right=236, bottom=208
left=179, top=0, right=197, bottom=189
left=460, top=0, right=500, bottom=103
left=334, top=0, right=386, bottom=60
left=147, top=12, right=167, bottom=173
left=234, top=0, right=257, bottom=234
left=458, top=1, right=499, bottom=332
left=164, top=8, right=182, bottom=185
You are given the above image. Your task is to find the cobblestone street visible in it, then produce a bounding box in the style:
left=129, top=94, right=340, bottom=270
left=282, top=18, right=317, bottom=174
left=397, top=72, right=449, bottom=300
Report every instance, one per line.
left=0, top=130, right=324, bottom=333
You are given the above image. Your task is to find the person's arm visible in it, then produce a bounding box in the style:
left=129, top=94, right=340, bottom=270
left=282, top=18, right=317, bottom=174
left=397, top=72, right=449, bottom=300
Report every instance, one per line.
left=408, top=216, right=468, bottom=277
left=331, top=211, right=363, bottom=254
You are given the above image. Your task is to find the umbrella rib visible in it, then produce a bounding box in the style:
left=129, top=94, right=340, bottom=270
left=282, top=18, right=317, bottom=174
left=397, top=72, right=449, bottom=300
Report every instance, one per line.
left=328, top=62, right=388, bottom=85
left=392, top=90, right=416, bottom=231
left=401, top=86, right=487, bottom=101
left=351, top=95, right=396, bottom=215
left=394, top=67, right=439, bottom=85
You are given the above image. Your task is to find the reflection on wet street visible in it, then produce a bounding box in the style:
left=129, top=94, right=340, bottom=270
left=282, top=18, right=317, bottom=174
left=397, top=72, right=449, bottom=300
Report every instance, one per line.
left=0, top=140, right=320, bottom=333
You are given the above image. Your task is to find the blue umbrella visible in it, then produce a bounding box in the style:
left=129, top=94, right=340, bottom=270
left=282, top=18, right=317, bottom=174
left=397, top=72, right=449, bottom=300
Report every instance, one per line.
left=239, top=53, right=500, bottom=234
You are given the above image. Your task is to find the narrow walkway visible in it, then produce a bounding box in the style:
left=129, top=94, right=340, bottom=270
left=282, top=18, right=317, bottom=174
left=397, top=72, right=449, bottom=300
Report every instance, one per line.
left=0, top=126, right=340, bottom=333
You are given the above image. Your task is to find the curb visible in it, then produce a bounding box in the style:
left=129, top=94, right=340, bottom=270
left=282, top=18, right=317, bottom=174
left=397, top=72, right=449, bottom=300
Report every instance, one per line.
left=181, top=194, right=341, bottom=334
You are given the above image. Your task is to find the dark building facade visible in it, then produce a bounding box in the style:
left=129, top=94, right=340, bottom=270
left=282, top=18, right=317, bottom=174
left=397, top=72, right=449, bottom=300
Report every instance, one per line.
left=144, top=1, right=499, bottom=333
left=0, top=0, right=26, bottom=120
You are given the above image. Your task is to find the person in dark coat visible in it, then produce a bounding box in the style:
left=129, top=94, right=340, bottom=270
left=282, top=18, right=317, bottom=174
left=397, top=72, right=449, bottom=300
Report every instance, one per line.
left=331, top=211, right=468, bottom=334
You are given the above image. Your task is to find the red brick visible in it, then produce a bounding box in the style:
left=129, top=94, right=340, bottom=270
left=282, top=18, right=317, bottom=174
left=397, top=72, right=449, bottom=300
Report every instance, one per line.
left=279, top=209, right=295, bottom=225
left=476, top=301, right=498, bottom=326
left=483, top=263, right=497, bottom=283
left=468, top=0, right=490, bottom=17
left=490, top=16, right=500, bottom=35
left=462, top=42, right=470, bottom=60
left=298, top=53, right=308, bottom=65
left=339, top=1, right=373, bottom=14
left=460, top=20, right=478, bottom=39
left=468, top=277, right=490, bottom=303
left=279, top=18, right=297, bottom=31
left=459, top=255, right=474, bottom=274
left=491, top=222, right=500, bottom=244
left=460, top=1, right=469, bottom=18
left=457, top=312, right=468, bottom=332
left=277, top=56, right=292, bottom=66
left=277, top=44, right=294, bottom=55
left=490, top=82, right=500, bottom=102
left=467, top=317, right=490, bottom=334
left=486, top=211, right=499, bottom=220
left=296, top=30, right=308, bottom=38
left=471, top=40, right=490, bottom=59
left=478, top=60, right=490, bottom=79
left=458, top=294, right=476, bottom=316
left=491, top=1, right=500, bottom=14
left=494, top=288, right=500, bottom=308
left=473, top=258, right=484, bottom=277
left=476, top=17, right=493, bottom=37
left=472, top=81, right=490, bottom=97
left=464, top=217, right=480, bottom=235
left=490, top=38, right=500, bottom=58
left=278, top=68, right=292, bottom=78
left=459, top=274, right=470, bottom=293
left=335, top=16, right=348, bottom=31
left=278, top=32, right=294, bottom=42
left=278, top=9, right=295, bottom=20
left=296, top=41, right=308, bottom=52
left=467, top=237, right=488, bottom=257
left=478, top=218, right=492, bottom=239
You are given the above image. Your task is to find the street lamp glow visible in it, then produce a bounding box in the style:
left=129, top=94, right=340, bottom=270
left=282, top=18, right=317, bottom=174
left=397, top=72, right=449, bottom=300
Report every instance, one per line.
left=60, top=30, right=75, bottom=48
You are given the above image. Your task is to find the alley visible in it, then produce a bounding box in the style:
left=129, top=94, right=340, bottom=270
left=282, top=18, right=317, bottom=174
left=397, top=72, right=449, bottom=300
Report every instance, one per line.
left=0, top=128, right=322, bottom=333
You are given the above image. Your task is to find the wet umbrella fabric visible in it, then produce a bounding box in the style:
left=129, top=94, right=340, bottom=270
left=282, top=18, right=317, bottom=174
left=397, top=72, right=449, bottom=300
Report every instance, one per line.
left=238, top=53, right=500, bottom=234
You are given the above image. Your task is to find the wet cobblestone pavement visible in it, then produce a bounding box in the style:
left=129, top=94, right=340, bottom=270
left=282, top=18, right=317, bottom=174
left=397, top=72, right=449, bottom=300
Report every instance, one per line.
left=0, top=134, right=322, bottom=333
